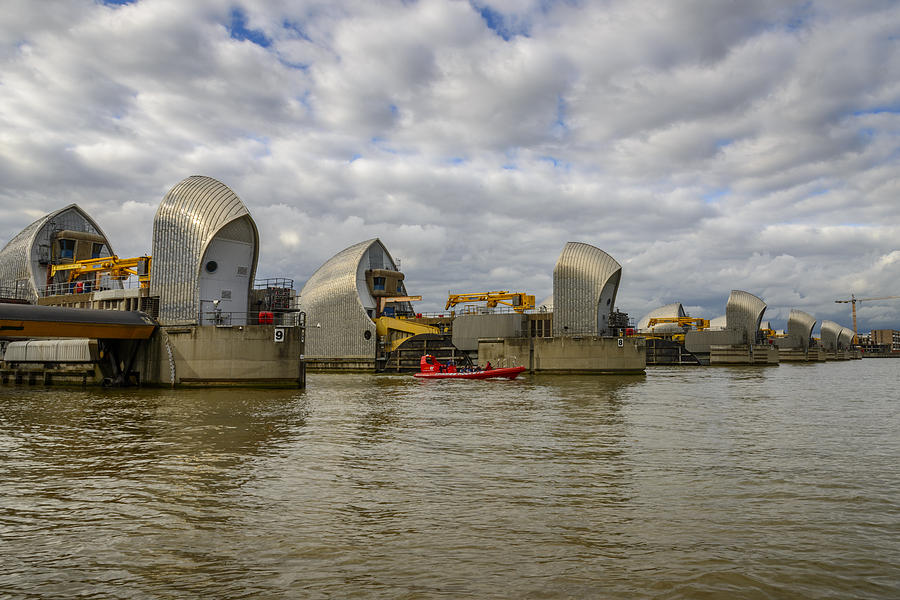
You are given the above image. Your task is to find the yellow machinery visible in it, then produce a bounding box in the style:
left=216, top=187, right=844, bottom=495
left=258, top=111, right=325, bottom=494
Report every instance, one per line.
left=445, top=291, right=535, bottom=314
left=374, top=316, right=440, bottom=352
left=646, top=316, right=710, bottom=331
left=50, top=255, right=152, bottom=289
left=377, top=295, right=422, bottom=315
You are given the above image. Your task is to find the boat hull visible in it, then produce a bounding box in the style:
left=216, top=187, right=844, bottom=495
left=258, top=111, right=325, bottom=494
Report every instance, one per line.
left=413, top=366, right=526, bottom=380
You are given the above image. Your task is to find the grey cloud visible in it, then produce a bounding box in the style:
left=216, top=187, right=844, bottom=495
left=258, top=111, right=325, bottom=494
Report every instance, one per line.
left=1, top=0, right=898, bottom=331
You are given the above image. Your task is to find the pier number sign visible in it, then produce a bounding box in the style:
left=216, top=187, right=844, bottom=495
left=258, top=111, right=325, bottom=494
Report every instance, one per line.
left=274, top=327, right=286, bottom=343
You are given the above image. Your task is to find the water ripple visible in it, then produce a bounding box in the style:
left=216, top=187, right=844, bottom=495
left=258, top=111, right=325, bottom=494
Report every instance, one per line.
left=1, top=363, right=898, bottom=598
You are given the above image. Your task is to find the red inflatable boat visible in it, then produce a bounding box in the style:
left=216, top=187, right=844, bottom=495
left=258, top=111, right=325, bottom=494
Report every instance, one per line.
left=413, top=355, right=526, bottom=380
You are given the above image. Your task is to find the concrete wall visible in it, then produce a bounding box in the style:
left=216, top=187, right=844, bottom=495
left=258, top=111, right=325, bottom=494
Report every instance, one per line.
left=140, top=324, right=304, bottom=386
left=685, top=329, right=745, bottom=354
left=478, top=336, right=645, bottom=374
left=709, top=344, right=778, bottom=365
left=452, top=313, right=526, bottom=351
left=778, top=348, right=809, bottom=362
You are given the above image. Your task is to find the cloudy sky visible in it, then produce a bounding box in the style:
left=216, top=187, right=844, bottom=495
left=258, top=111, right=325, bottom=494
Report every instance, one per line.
left=2, top=0, right=899, bottom=331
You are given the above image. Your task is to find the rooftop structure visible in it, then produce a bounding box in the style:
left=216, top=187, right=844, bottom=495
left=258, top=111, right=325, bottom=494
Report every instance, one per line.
left=820, top=320, right=854, bottom=351
left=552, top=242, right=621, bottom=337
left=298, top=238, right=411, bottom=366
left=151, top=176, right=259, bottom=326
left=636, top=302, right=687, bottom=334
left=783, top=309, right=816, bottom=351
left=726, top=290, right=767, bottom=344
left=0, top=205, right=115, bottom=302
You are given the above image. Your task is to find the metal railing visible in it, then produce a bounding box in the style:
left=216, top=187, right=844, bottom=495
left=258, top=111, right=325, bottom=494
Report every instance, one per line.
left=254, top=277, right=293, bottom=290
left=39, top=276, right=142, bottom=297
left=199, top=309, right=302, bottom=327
left=0, top=283, right=32, bottom=301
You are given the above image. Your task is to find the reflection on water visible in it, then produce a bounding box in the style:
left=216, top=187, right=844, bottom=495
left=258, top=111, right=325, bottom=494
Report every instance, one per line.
left=1, top=362, right=899, bottom=598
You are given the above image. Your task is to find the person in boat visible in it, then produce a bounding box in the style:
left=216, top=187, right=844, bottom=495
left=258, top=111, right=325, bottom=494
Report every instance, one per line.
left=485, top=361, right=492, bottom=371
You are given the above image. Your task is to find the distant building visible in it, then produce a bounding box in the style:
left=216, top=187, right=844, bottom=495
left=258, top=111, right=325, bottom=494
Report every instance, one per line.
left=870, top=329, right=900, bottom=352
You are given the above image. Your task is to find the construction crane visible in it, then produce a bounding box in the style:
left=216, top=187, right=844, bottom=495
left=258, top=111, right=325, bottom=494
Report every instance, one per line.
left=446, top=291, right=535, bottom=314
left=50, top=255, right=152, bottom=289
left=835, top=294, right=900, bottom=338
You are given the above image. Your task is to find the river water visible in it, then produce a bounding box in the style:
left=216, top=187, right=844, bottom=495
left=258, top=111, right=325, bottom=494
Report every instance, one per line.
left=1, top=360, right=898, bottom=599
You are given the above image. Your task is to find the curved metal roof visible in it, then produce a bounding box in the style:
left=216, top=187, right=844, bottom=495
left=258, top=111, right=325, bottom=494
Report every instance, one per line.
left=150, top=176, right=258, bottom=325
left=786, top=309, right=816, bottom=350
left=298, top=238, right=399, bottom=359
left=0, top=204, right=114, bottom=303
left=838, top=327, right=855, bottom=349
left=725, top=290, right=766, bottom=343
left=636, top=302, right=686, bottom=332
left=820, top=320, right=843, bottom=350
left=552, top=242, right=621, bottom=336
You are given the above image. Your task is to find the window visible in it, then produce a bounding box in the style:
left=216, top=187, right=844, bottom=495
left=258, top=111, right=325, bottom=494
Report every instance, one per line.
left=205, top=260, right=218, bottom=273
left=530, top=319, right=551, bottom=338
left=92, top=243, right=104, bottom=259
left=58, top=239, right=75, bottom=260
left=373, top=276, right=385, bottom=291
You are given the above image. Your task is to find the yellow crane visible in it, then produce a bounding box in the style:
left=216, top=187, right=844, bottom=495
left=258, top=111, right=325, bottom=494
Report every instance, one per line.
left=646, top=316, right=710, bottom=331
left=835, top=294, right=900, bottom=339
left=50, top=255, right=152, bottom=289
left=445, top=291, right=535, bottom=313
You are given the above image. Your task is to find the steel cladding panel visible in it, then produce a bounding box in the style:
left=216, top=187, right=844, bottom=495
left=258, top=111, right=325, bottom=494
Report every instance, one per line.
left=151, top=176, right=259, bottom=325
left=0, top=205, right=113, bottom=302
left=725, top=290, right=766, bottom=343
left=820, top=320, right=842, bottom=350
left=786, top=309, right=816, bottom=350
left=552, top=242, right=621, bottom=336
left=838, top=327, right=854, bottom=349
left=299, top=239, right=394, bottom=359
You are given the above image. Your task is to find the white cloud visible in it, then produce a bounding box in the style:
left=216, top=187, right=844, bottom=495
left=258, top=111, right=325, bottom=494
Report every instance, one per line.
left=1, top=0, right=899, bottom=330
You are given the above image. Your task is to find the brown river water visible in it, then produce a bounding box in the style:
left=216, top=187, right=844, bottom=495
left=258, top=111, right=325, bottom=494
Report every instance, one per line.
left=1, top=360, right=898, bottom=599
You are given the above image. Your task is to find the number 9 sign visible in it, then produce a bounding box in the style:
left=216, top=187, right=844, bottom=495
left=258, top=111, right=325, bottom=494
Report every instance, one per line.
left=274, top=327, right=285, bottom=343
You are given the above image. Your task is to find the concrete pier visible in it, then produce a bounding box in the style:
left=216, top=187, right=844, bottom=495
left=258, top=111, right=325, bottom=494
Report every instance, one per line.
left=140, top=325, right=305, bottom=387
left=478, top=335, right=646, bottom=374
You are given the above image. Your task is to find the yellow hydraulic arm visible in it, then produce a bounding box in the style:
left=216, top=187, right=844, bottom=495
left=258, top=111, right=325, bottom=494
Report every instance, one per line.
left=445, top=291, right=535, bottom=313
left=50, top=255, right=152, bottom=288
left=647, top=317, right=710, bottom=331
left=374, top=316, right=440, bottom=352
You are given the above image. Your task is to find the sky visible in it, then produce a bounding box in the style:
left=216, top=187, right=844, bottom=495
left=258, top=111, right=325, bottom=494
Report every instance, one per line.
left=1, top=0, right=899, bottom=332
